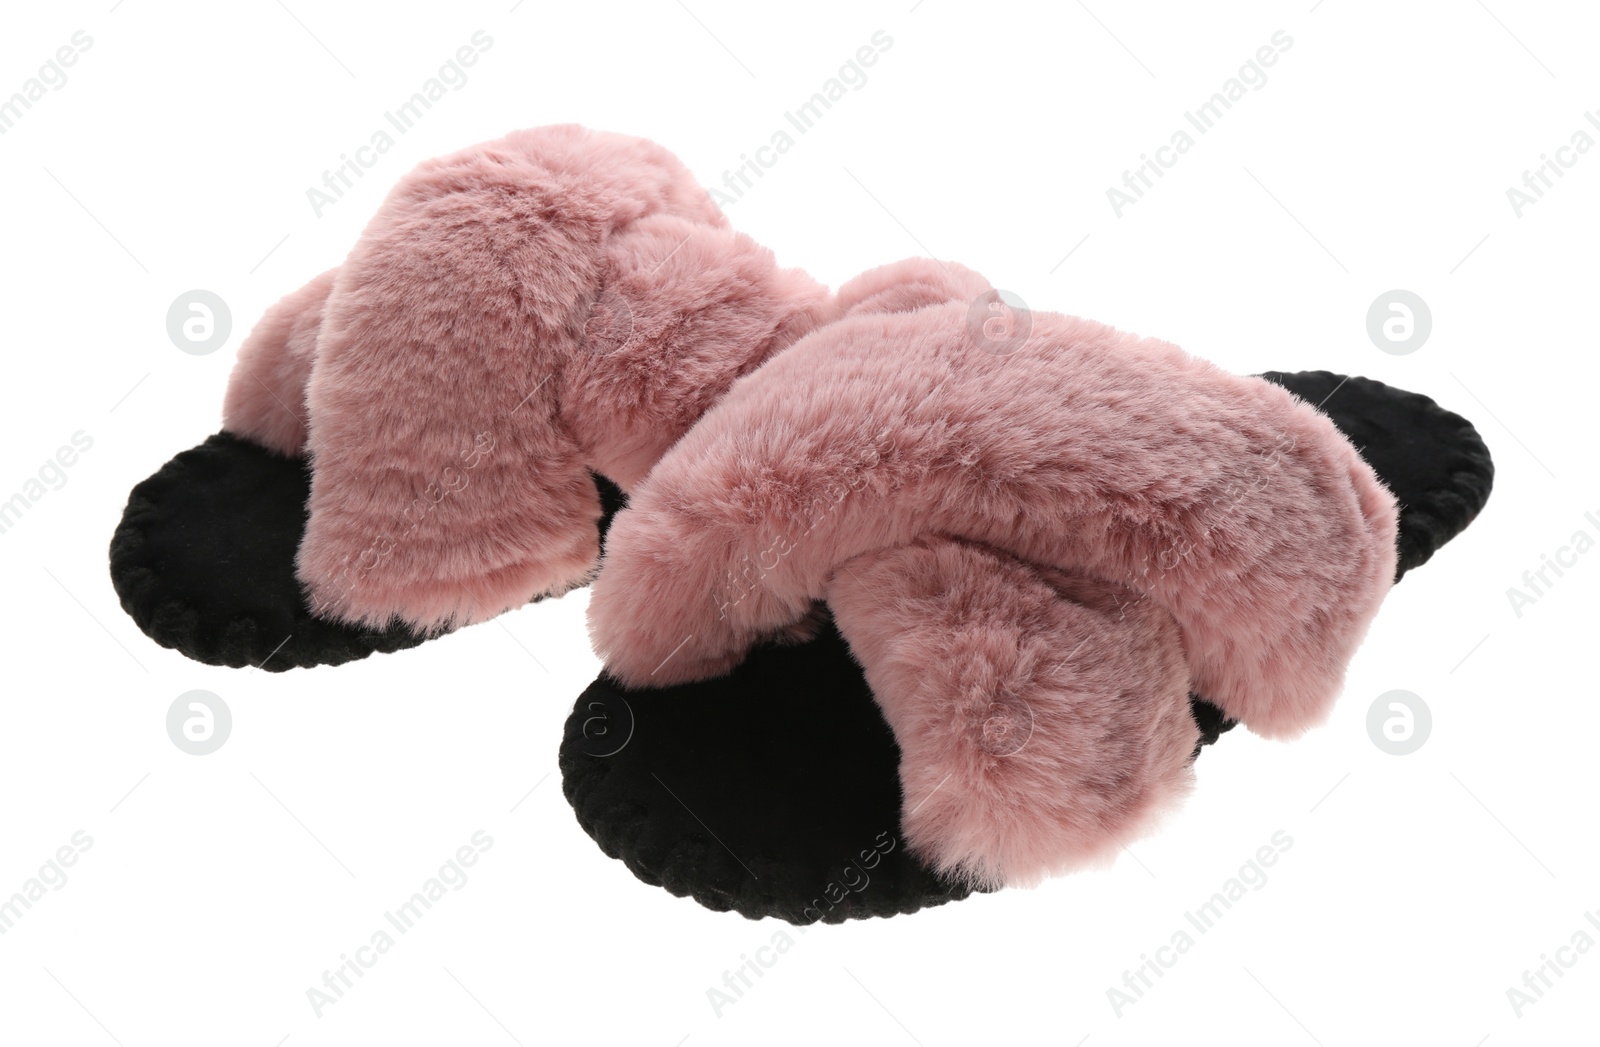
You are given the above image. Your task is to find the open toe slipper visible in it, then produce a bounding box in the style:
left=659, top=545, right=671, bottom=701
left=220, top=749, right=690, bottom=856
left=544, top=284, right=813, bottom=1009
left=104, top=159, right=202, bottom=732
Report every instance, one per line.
left=111, top=125, right=843, bottom=669
left=560, top=272, right=1493, bottom=923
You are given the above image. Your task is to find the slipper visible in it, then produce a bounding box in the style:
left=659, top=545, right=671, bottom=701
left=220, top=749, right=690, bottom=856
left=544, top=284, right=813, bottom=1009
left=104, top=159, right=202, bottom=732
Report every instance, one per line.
left=560, top=271, right=1493, bottom=922
left=110, top=125, right=840, bottom=669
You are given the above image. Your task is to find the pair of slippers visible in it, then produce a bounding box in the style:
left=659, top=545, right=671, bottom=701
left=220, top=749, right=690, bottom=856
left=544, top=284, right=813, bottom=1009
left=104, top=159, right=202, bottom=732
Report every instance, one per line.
left=111, top=125, right=1494, bottom=923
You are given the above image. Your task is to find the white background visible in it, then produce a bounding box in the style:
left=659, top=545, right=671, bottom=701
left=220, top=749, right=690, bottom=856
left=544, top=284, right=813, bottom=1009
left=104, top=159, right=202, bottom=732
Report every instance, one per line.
left=1, top=1, right=1596, bottom=1044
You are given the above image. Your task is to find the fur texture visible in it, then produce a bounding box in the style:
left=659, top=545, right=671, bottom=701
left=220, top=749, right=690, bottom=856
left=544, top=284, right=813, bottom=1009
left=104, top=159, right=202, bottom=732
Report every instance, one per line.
left=222, top=268, right=334, bottom=457
left=587, top=263, right=1399, bottom=885
left=828, top=539, right=1198, bottom=889
left=219, top=125, right=836, bottom=633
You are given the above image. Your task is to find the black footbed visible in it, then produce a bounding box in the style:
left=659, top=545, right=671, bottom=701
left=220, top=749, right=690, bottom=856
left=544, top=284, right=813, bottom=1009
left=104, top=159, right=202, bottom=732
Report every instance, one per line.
left=559, top=372, right=1494, bottom=923
left=109, top=432, right=627, bottom=670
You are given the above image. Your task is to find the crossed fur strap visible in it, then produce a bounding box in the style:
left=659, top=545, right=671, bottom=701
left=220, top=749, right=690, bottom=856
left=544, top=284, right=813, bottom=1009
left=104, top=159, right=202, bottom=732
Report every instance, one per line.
left=587, top=295, right=1398, bottom=888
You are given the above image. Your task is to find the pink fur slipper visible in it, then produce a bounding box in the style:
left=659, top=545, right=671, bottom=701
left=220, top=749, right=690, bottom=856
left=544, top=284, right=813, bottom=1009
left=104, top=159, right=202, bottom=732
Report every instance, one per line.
left=563, top=262, right=1494, bottom=921
left=111, top=125, right=838, bottom=669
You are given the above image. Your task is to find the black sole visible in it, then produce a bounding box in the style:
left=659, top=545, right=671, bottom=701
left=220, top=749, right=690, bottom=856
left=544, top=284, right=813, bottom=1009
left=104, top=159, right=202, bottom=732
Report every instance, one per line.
left=109, top=432, right=626, bottom=670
